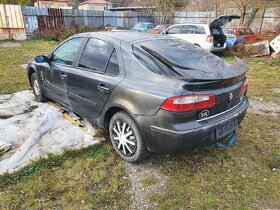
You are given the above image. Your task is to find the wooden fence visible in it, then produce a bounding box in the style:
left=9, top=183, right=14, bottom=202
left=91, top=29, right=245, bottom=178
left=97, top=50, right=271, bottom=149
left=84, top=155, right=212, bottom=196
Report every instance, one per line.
left=0, top=4, right=26, bottom=40
left=0, top=4, right=279, bottom=40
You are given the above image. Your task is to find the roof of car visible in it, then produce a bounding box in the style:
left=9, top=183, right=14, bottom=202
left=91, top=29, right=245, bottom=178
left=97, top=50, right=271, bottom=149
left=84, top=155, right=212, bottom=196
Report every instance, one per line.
left=224, top=26, right=251, bottom=29
left=170, top=23, right=209, bottom=26
left=73, top=31, right=164, bottom=43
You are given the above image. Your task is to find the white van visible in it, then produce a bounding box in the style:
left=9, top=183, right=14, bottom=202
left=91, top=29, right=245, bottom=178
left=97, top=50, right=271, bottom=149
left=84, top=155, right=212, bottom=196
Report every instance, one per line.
left=161, top=15, right=240, bottom=52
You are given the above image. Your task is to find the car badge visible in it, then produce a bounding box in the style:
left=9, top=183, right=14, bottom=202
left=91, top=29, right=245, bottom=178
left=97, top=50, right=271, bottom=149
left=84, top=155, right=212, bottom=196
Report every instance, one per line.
left=199, top=110, right=209, bottom=119
left=228, top=92, right=233, bottom=102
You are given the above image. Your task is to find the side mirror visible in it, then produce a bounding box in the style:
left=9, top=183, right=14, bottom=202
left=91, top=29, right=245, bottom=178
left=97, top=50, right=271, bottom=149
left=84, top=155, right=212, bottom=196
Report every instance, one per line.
left=161, top=30, right=167, bottom=35
left=35, top=55, right=49, bottom=63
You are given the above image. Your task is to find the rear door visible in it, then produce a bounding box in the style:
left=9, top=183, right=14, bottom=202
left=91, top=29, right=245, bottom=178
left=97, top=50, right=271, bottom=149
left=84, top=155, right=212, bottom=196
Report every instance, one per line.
left=67, top=38, right=124, bottom=120
left=165, top=25, right=182, bottom=39
left=180, top=25, right=196, bottom=43
left=43, top=37, right=85, bottom=107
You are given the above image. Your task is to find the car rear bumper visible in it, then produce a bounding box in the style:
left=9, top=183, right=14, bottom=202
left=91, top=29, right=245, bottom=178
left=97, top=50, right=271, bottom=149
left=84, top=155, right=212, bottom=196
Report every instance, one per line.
left=136, top=97, right=249, bottom=153
left=202, top=44, right=226, bottom=52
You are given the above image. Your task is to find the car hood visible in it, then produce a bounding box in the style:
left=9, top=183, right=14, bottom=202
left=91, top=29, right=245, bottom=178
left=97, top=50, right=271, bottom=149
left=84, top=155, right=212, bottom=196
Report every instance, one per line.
left=210, top=15, right=240, bottom=27
left=135, top=38, right=247, bottom=80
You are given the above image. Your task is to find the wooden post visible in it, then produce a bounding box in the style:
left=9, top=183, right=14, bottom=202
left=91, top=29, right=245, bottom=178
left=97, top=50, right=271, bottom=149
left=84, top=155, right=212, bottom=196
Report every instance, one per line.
left=3, top=4, right=11, bottom=39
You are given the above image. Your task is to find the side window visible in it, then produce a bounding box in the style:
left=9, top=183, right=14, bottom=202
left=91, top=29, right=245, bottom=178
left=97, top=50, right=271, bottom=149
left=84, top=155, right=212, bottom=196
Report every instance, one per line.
left=194, top=26, right=206, bottom=34
left=167, top=26, right=181, bottom=34
left=105, top=50, right=119, bottom=76
left=78, top=38, right=114, bottom=72
left=181, top=25, right=194, bottom=34
left=51, top=37, right=84, bottom=65
left=245, top=28, right=253, bottom=34
left=239, top=29, right=246, bottom=35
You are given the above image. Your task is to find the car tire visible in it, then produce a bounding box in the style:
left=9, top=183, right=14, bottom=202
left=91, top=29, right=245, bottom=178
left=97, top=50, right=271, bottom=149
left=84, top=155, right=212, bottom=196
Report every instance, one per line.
left=109, top=111, right=150, bottom=163
left=31, top=73, right=48, bottom=102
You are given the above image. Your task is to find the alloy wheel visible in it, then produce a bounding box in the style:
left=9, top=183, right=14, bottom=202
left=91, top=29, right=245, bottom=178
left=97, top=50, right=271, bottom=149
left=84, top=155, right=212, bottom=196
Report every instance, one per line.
left=33, top=78, right=40, bottom=97
left=112, top=120, right=137, bottom=156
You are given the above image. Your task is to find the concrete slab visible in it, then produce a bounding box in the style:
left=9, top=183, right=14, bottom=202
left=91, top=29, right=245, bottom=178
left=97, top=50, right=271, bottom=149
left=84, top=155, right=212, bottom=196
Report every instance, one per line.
left=244, top=40, right=270, bottom=57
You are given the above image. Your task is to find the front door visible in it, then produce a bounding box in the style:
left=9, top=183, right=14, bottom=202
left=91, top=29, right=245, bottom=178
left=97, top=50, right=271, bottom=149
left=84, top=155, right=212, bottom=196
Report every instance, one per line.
left=42, top=37, right=85, bottom=107
left=67, top=38, right=124, bottom=121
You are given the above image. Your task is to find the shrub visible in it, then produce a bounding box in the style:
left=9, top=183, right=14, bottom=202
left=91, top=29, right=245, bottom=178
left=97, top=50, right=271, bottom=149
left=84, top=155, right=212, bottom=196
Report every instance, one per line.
left=33, top=26, right=105, bottom=41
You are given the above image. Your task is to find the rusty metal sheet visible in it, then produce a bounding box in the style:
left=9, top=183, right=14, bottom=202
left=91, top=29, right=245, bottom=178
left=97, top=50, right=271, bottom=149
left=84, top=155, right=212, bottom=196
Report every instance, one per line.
left=38, top=8, right=65, bottom=31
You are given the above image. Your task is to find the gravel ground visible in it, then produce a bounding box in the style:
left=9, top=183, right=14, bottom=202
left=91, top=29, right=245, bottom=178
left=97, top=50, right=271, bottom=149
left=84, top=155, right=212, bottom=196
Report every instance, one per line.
left=248, top=97, right=280, bottom=115
left=124, top=160, right=167, bottom=210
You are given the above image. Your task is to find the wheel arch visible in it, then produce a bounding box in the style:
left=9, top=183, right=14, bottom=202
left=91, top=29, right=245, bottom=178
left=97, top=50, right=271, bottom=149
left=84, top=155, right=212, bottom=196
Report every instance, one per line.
left=27, top=66, right=36, bottom=86
left=102, top=105, right=134, bottom=130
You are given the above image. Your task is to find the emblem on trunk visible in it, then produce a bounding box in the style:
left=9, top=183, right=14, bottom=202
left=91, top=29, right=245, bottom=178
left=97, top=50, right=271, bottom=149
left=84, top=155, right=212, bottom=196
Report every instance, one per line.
left=228, top=92, right=233, bottom=102
left=199, top=110, right=209, bottom=119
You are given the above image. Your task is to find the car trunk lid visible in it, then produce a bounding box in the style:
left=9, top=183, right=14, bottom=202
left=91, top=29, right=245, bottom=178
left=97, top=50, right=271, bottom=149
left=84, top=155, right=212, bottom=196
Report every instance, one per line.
left=209, top=15, right=240, bottom=28
left=134, top=38, right=248, bottom=118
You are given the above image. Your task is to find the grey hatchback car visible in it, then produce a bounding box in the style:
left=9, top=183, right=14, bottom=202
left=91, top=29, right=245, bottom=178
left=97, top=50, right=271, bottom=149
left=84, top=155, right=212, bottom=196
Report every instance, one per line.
left=27, top=32, right=249, bottom=162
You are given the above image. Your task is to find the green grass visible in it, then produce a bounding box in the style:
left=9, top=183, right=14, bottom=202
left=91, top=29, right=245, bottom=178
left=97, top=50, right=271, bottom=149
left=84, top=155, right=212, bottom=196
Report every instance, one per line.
left=223, top=56, right=280, bottom=102
left=148, top=114, right=280, bottom=209
left=0, top=40, right=279, bottom=209
left=0, top=40, right=57, bottom=94
left=0, top=144, right=130, bottom=209
left=0, top=40, right=130, bottom=209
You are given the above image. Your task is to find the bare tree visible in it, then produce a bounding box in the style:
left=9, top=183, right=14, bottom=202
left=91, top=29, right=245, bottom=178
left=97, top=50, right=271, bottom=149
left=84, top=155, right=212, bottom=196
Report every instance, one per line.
left=233, top=0, right=265, bottom=25
left=139, top=0, right=184, bottom=24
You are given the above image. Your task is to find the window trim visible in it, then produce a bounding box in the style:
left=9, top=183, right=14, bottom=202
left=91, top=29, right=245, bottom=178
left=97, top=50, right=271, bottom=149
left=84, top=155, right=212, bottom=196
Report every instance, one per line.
left=104, top=49, right=120, bottom=77
left=75, top=37, right=119, bottom=76
left=50, top=37, right=86, bottom=67
left=180, top=25, right=196, bottom=34
left=167, top=25, right=182, bottom=34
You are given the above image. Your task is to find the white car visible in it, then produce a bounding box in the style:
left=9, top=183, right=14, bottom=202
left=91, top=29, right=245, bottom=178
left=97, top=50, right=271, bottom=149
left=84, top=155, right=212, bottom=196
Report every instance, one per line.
left=161, top=15, right=240, bottom=52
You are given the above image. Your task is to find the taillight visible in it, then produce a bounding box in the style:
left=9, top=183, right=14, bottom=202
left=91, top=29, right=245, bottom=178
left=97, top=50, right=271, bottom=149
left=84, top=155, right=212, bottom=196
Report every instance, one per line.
left=240, top=76, right=248, bottom=96
left=161, top=94, right=216, bottom=112
left=206, top=34, right=214, bottom=43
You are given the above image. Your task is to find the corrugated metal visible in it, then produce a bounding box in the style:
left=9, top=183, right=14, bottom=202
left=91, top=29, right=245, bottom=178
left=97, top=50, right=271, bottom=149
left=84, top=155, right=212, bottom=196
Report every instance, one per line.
left=173, top=11, right=216, bottom=24
left=38, top=8, right=64, bottom=31
left=63, top=9, right=104, bottom=28
left=0, top=4, right=26, bottom=40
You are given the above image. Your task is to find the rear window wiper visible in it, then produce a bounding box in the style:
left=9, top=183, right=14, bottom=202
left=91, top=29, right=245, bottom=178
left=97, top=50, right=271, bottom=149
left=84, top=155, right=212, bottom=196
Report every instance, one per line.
left=141, top=46, right=183, bottom=77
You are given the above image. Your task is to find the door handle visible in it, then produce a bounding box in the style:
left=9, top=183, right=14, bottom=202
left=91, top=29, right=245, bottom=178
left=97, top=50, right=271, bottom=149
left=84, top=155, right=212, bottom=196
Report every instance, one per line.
left=60, top=73, right=67, bottom=78
left=97, top=84, right=110, bottom=92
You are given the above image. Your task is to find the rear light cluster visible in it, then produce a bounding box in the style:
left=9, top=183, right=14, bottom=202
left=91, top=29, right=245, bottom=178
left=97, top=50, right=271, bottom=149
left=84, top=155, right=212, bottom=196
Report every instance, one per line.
left=206, top=34, right=214, bottom=43
left=240, top=76, right=248, bottom=97
left=161, top=94, right=216, bottom=112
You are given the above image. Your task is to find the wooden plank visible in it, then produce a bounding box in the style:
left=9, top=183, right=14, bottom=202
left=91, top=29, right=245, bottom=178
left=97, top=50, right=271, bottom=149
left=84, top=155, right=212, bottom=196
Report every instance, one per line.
left=0, top=4, right=6, bottom=28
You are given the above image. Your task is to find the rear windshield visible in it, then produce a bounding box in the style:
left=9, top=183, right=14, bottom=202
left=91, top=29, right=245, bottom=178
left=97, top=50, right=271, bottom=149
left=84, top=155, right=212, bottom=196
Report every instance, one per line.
left=134, top=38, right=224, bottom=71
left=210, top=27, right=224, bottom=35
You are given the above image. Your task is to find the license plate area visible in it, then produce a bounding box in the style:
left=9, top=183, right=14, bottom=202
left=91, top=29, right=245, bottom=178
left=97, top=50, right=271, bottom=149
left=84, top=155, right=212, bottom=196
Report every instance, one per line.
left=216, top=118, right=238, bottom=140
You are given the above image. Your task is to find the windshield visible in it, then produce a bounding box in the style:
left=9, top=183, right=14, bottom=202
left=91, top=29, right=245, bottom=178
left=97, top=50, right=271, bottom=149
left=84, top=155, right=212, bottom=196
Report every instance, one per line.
left=223, top=28, right=236, bottom=35
left=133, top=23, right=146, bottom=29
left=154, top=25, right=166, bottom=30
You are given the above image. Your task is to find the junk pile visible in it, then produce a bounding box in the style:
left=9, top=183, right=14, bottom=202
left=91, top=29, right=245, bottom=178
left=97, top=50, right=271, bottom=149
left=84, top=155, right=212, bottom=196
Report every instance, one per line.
left=244, top=34, right=280, bottom=57
left=0, top=91, right=103, bottom=174
left=225, top=24, right=280, bottom=58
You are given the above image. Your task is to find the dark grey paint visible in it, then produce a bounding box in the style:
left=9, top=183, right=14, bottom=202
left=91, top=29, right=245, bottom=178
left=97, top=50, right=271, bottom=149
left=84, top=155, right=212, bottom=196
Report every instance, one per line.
left=27, top=32, right=249, bottom=153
